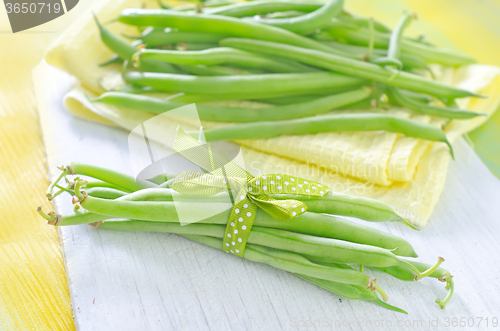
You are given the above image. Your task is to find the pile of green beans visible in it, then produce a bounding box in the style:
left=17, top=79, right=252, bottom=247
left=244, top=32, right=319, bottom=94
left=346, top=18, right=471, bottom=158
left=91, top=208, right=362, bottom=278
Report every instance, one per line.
left=38, top=163, right=455, bottom=312
left=90, top=1, right=486, bottom=159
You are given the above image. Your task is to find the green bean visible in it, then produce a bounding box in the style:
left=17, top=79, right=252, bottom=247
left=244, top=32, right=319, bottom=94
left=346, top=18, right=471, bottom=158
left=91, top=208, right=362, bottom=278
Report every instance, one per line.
left=96, top=219, right=419, bottom=271
left=166, top=0, right=237, bottom=11
left=117, top=8, right=348, bottom=55
left=372, top=13, right=413, bottom=69
left=94, top=88, right=371, bottom=122
left=264, top=10, right=308, bottom=19
left=134, top=47, right=317, bottom=73
left=178, top=233, right=372, bottom=287
left=170, top=85, right=362, bottom=103
left=93, top=15, right=178, bottom=74
left=174, top=42, right=219, bottom=51
left=255, top=95, right=320, bottom=105
left=245, top=0, right=344, bottom=35
left=175, top=64, right=255, bottom=76
left=83, top=180, right=130, bottom=191
left=199, top=113, right=454, bottom=156
left=206, top=1, right=321, bottom=17
left=272, top=191, right=416, bottom=228
left=67, top=162, right=144, bottom=192
left=325, top=26, right=475, bottom=67
left=85, top=187, right=127, bottom=199
left=122, top=71, right=367, bottom=95
left=220, top=38, right=480, bottom=99
left=140, top=28, right=229, bottom=47
left=387, top=87, right=485, bottom=119
left=296, top=274, right=407, bottom=313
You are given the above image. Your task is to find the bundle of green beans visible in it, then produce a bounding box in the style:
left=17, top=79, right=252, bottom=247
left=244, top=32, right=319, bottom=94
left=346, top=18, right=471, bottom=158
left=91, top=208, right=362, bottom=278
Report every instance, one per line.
left=38, top=162, right=454, bottom=313
left=91, top=0, right=488, bottom=160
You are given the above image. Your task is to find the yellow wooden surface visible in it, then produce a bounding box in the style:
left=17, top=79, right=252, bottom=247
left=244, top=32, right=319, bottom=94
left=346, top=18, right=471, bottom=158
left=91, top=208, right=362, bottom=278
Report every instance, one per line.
left=0, top=1, right=499, bottom=330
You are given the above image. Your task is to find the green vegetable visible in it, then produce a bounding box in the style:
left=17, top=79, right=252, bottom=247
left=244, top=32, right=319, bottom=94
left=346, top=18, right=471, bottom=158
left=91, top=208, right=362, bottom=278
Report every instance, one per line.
left=220, top=38, right=480, bottom=99
left=198, top=113, right=454, bottom=157
left=246, top=0, right=344, bottom=35
left=93, top=15, right=179, bottom=73
left=38, top=164, right=455, bottom=311
left=122, top=71, right=367, bottom=95
left=387, top=86, right=485, bottom=119
left=206, top=1, right=322, bottom=17
left=93, top=88, right=371, bottom=122
left=117, top=8, right=347, bottom=54
left=134, top=47, right=317, bottom=73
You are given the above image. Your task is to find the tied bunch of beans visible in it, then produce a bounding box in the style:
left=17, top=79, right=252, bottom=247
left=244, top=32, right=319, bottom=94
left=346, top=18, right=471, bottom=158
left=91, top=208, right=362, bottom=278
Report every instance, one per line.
left=91, top=0, right=487, bottom=159
left=38, top=162, right=454, bottom=313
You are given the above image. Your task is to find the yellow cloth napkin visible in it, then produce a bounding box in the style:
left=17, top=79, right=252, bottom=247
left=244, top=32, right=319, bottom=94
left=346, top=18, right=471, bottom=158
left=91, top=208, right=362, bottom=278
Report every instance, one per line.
left=45, top=0, right=500, bottom=227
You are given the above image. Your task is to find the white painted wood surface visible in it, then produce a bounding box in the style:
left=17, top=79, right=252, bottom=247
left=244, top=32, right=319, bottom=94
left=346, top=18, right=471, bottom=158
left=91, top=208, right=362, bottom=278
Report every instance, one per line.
left=35, top=62, right=500, bottom=331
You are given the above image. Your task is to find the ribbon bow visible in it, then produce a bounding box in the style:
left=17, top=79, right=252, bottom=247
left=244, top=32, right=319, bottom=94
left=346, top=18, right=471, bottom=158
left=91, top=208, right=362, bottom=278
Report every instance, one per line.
left=171, top=127, right=330, bottom=257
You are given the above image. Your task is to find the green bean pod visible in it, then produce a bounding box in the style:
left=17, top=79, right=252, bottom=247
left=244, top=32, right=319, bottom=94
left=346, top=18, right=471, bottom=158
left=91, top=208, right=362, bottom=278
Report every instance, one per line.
left=83, top=180, right=129, bottom=191
left=93, top=15, right=178, bottom=74
left=94, top=88, right=371, bottom=122
left=387, top=14, right=412, bottom=61
left=272, top=191, right=416, bottom=228
left=140, top=28, right=229, bottom=47
left=256, top=94, right=320, bottom=105
left=264, top=10, right=308, bottom=19
left=67, top=162, right=144, bottom=192
left=170, top=85, right=361, bottom=103
left=220, top=38, right=480, bottom=99
left=296, top=274, right=407, bottom=313
left=117, top=8, right=346, bottom=55
left=122, top=71, right=367, bottom=95
left=85, top=187, right=127, bottom=199
left=206, top=1, right=322, bottom=17
left=387, top=87, right=485, bottom=119
left=198, top=113, right=454, bottom=157
left=134, top=47, right=317, bottom=73
left=175, top=64, right=255, bottom=76
left=372, top=13, right=414, bottom=69
left=246, top=0, right=344, bottom=35
left=173, top=42, right=219, bottom=51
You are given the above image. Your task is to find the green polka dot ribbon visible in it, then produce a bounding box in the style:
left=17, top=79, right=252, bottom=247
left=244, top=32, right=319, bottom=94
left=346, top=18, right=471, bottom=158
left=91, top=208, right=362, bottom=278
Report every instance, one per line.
left=171, top=127, right=330, bottom=257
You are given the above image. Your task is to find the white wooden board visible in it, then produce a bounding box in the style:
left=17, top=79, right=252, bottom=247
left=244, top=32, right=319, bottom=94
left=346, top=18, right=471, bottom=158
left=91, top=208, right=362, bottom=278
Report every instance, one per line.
left=35, top=62, right=500, bottom=331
